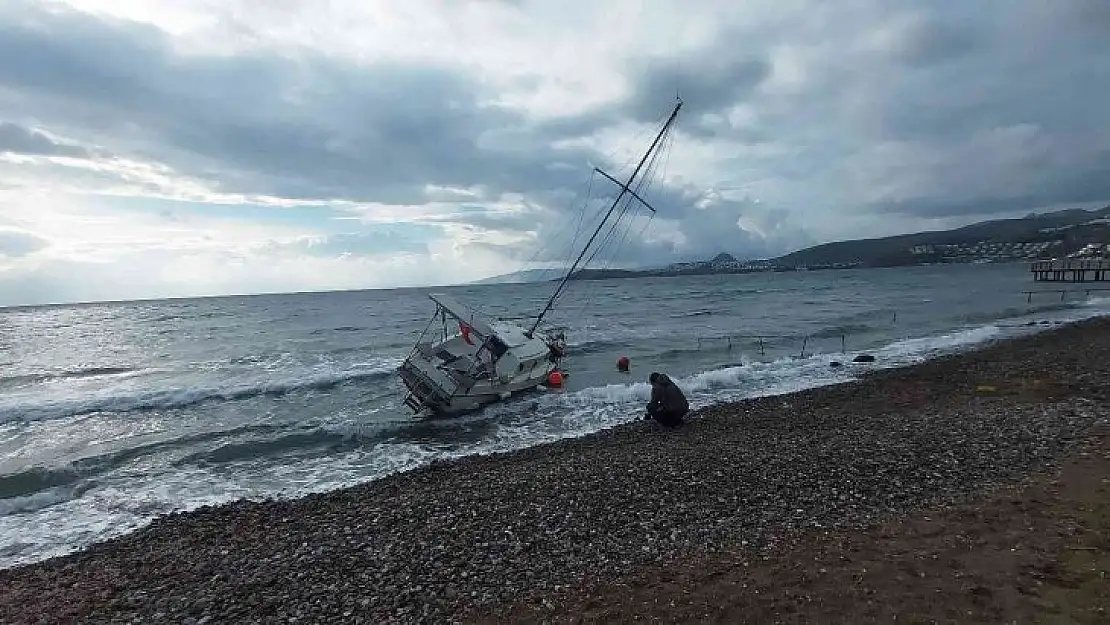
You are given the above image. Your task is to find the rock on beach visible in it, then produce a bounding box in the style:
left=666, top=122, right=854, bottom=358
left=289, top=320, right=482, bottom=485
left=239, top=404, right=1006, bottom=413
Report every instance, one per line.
left=2, top=317, right=1110, bottom=624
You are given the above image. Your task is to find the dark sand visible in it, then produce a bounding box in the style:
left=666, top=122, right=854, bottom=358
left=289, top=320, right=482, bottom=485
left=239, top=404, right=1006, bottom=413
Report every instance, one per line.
left=3, top=317, right=1110, bottom=624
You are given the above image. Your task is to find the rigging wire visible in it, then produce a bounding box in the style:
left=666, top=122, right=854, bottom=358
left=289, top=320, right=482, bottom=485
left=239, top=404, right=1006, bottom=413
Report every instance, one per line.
left=529, top=174, right=600, bottom=285
left=528, top=99, right=682, bottom=333
left=603, top=112, right=679, bottom=268
left=584, top=118, right=673, bottom=271
left=568, top=103, right=680, bottom=324
left=604, top=120, right=679, bottom=270
left=515, top=169, right=593, bottom=270
left=520, top=105, right=675, bottom=292
left=524, top=105, right=674, bottom=289
left=600, top=125, right=673, bottom=270
left=505, top=167, right=609, bottom=298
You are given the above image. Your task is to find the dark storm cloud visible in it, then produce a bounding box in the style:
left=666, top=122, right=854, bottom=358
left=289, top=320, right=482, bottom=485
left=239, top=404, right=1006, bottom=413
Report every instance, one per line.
left=0, top=122, right=89, bottom=158
left=878, top=154, right=1110, bottom=220
left=621, top=52, right=771, bottom=132
left=891, top=10, right=982, bottom=69
left=2, top=0, right=1108, bottom=267
left=0, top=6, right=602, bottom=206
left=597, top=0, right=1110, bottom=233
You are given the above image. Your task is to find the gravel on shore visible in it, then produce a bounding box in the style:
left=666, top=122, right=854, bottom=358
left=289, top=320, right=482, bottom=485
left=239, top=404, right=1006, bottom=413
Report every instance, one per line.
left=3, top=317, right=1110, bottom=624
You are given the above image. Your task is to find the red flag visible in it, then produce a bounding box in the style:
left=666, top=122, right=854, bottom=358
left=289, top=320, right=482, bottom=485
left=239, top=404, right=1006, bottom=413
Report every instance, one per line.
left=459, top=321, right=474, bottom=345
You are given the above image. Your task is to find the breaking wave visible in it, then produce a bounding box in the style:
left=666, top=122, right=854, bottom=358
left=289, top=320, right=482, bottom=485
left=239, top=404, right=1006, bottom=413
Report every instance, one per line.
left=0, top=363, right=400, bottom=422
left=0, top=366, right=142, bottom=386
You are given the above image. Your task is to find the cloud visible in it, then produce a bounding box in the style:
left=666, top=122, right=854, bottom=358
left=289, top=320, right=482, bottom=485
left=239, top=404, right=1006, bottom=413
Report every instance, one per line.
left=618, top=48, right=771, bottom=138
left=0, top=5, right=602, bottom=206
left=1, top=0, right=1109, bottom=305
left=0, top=228, right=48, bottom=258
left=0, top=122, right=90, bottom=158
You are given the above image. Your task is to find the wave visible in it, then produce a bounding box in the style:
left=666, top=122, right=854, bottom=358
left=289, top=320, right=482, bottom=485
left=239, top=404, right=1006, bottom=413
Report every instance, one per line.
left=0, top=482, right=98, bottom=516
left=0, top=423, right=292, bottom=500
left=669, top=309, right=714, bottom=318
left=956, top=302, right=1083, bottom=326
left=147, top=310, right=227, bottom=323
left=0, top=363, right=400, bottom=422
left=0, top=466, right=82, bottom=500
left=533, top=322, right=1034, bottom=416
left=309, top=325, right=366, bottom=335
left=440, top=320, right=1066, bottom=468
left=172, top=427, right=366, bottom=467
left=873, top=324, right=1004, bottom=362
left=0, top=365, right=142, bottom=386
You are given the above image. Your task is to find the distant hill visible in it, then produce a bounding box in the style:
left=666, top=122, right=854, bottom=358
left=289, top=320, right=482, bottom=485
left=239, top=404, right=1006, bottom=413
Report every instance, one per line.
left=473, top=263, right=674, bottom=284
left=471, top=268, right=561, bottom=285
left=774, top=206, right=1110, bottom=268
left=562, top=268, right=656, bottom=281
left=475, top=205, right=1110, bottom=284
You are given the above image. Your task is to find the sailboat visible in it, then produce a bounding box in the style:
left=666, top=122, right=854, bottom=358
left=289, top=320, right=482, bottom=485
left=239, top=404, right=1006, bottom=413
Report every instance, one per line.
left=398, top=98, right=683, bottom=416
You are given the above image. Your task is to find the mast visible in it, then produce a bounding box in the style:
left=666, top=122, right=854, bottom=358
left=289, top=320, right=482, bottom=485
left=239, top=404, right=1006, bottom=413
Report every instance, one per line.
left=526, top=98, right=682, bottom=337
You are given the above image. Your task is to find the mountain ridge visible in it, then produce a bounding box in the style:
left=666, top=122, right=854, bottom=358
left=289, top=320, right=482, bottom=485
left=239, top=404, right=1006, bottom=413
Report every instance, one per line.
left=470, top=205, right=1110, bottom=284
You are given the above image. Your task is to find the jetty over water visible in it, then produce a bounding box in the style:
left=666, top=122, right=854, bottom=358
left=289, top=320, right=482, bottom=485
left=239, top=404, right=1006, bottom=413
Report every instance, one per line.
left=1030, top=258, right=1110, bottom=282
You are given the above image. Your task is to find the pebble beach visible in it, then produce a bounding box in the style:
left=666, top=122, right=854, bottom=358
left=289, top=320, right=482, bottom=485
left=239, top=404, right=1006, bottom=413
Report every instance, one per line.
left=3, top=316, right=1110, bottom=624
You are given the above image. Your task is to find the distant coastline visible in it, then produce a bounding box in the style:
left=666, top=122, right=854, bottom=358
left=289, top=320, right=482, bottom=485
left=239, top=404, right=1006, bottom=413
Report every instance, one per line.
left=477, top=204, right=1110, bottom=284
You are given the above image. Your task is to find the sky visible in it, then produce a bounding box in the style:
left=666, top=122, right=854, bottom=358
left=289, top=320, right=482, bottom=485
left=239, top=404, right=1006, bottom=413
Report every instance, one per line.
left=1, top=0, right=1109, bottom=306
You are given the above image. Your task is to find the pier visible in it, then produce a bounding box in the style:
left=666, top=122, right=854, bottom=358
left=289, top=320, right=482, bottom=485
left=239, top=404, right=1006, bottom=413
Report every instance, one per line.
left=1031, top=258, right=1110, bottom=282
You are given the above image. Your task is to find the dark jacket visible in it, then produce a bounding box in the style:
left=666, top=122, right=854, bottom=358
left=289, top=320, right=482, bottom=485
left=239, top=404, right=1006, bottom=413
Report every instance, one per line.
left=648, top=374, right=688, bottom=414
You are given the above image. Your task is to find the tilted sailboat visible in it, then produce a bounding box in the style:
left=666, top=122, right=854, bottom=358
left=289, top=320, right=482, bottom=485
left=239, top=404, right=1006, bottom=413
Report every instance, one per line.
left=398, top=98, right=683, bottom=416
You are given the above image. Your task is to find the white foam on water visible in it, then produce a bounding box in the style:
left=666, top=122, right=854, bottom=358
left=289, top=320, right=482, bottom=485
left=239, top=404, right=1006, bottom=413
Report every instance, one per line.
left=0, top=439, right=442, bottom=568
left=873, top=324, right=1004, bottom=363
left=0, top=486, right=80, bottom=516
left=458, top=311, right=1110, bottom=463
left=0, top=358, right=401, bottom=423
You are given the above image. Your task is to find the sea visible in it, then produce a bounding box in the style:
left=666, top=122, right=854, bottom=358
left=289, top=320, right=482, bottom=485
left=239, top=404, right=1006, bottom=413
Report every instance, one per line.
left=1, top=262, right=1108, bottom=569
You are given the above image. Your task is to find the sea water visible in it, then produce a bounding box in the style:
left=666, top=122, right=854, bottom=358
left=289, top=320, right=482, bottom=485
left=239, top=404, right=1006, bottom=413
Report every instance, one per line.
left=1, top=262, right=1107, bottom=568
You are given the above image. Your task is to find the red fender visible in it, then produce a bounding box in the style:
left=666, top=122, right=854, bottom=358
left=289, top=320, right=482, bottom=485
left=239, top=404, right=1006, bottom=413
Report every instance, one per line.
left=459, top=321, right=474, bottom=345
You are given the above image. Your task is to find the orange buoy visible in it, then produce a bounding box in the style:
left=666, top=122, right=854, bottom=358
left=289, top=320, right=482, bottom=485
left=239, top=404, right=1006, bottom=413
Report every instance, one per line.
left=617, top=356, right=630, bottom=372
left=547, top=370, right=564, bottom=387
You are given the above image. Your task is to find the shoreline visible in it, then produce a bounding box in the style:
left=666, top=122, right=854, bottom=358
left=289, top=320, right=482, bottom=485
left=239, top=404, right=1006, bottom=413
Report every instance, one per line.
left=3, top=316, right=1110, bottom=623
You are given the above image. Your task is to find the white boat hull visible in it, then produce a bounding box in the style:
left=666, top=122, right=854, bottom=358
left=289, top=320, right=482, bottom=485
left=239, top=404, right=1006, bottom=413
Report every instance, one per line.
left=397, top=295, right=563, bottom=416
left=399, top=360, right=556, bottom=415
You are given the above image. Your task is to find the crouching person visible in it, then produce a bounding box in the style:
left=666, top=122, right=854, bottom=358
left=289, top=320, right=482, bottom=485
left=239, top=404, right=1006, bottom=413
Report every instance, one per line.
left=644, top=372, right=688, bottom=427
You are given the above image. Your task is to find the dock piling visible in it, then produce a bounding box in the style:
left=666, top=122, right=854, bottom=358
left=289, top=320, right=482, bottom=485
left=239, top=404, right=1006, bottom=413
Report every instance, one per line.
left=1031, top=258, right=1110, bottom=283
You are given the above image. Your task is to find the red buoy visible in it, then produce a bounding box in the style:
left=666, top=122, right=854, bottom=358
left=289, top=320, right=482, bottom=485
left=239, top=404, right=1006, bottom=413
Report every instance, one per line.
left=547, top=370, right=564, bottom=387
left=617, top=356, right=630, bottom=372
